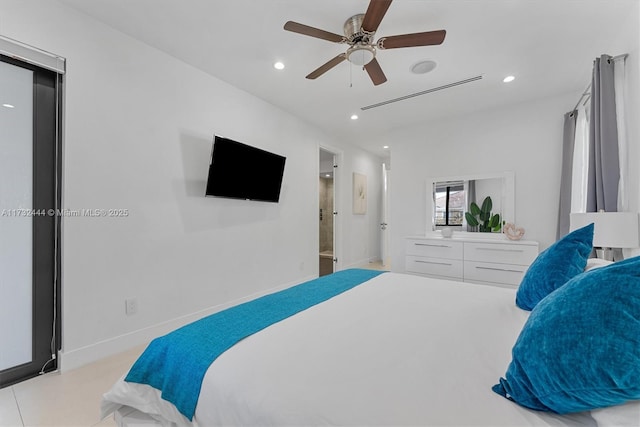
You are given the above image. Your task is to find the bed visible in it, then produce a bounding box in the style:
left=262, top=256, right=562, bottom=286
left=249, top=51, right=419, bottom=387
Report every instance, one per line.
left=101, top=268, right=640, bottom=427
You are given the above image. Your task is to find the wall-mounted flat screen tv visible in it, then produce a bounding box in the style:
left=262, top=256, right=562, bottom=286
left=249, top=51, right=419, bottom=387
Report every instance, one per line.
left=205, top=135, right=286, bottom=203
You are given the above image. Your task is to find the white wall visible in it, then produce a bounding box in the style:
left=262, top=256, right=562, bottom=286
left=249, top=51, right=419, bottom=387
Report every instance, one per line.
left=1, top=0, right=382, bottom=369
left=384, top=92, right=578, bottom=272
left=332, top=144, right=384, bottom=269
left=618, top=3, right=640, bottom=257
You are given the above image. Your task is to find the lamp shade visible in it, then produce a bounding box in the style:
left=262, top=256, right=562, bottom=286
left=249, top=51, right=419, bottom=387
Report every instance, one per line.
left=570, top=212, right=640, bottom=248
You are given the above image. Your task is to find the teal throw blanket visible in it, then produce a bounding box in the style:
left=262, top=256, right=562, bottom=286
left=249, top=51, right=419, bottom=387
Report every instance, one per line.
left=125, top=269, right=386, bottom=420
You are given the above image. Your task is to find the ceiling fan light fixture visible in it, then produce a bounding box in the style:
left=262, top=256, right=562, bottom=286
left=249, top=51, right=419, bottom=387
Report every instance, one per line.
left=284, top=0, right=447, bottom=85
left=346, top=45, right=375, bottom=66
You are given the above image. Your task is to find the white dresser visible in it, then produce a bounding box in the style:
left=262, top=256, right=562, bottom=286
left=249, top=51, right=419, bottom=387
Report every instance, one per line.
left=405, top=236, right=539, bottom=287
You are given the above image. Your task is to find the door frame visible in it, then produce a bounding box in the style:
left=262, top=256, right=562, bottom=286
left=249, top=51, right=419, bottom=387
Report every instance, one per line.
left=319, top=145, right=343, bottom=273
left=0, top=54, right=63, bottom=387
left=381, top=163, right=391, bottom=268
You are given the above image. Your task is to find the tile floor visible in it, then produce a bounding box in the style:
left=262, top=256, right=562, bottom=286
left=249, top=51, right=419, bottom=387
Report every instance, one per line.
left=0, top=264, right=388, bottom=427
left=358, top=260, right=387, bottom=271
left=0, top=345, right=146, bottom=427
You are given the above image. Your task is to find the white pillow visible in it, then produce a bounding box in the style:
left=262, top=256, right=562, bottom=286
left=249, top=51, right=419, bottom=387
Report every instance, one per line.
left=584, top=258, right=613, bottom=271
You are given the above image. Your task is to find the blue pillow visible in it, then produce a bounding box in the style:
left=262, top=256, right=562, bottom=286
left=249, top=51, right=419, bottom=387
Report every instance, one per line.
left=516, top=223, right=593, bottom=310
left=493, top=256, right=640, bottom=414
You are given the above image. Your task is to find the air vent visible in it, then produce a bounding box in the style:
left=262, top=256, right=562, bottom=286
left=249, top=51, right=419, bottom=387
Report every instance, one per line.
left=361, top=75, right=483, bottom=111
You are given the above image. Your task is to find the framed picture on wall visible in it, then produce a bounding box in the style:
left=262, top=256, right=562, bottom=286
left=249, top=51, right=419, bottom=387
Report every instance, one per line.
left=353, top=172, right=367, bottom=215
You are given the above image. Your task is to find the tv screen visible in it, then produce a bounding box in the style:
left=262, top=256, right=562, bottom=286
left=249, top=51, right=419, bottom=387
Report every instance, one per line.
left=205, top=135, right=286, bottom=203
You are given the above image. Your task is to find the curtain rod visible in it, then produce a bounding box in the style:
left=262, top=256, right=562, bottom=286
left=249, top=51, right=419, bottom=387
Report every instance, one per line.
left=571, top=53, right=628, bottom=112
left=572, top=85, right=591, bottom=112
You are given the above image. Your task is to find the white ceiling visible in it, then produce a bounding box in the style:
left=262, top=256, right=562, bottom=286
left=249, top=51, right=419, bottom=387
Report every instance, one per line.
left=60, top=0, right=637, bottom=157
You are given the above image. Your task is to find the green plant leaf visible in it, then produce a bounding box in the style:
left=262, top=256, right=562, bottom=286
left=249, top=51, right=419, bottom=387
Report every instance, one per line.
left=470, top=202, right=481, bottom=216
left=465, top=211, right=479, bottom=226
left=489, top=213, right=500, bottom=228
left=481, top=196, right=492, bottom=214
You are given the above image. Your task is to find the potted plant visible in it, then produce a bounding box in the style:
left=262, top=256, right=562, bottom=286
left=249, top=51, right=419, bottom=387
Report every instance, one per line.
left=465, top=196, right=501, bottom=232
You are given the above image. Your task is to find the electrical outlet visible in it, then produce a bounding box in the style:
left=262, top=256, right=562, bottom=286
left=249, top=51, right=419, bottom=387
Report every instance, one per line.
left=125, top=298, right=138, bottom=315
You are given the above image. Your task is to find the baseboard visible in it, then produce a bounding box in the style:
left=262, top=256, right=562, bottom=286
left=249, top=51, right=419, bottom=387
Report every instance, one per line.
left=58, top=274, right=316, bottom=372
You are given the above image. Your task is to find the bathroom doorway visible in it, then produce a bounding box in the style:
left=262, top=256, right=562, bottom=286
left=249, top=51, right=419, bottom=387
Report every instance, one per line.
left=319, top=148, right=336, bottom=276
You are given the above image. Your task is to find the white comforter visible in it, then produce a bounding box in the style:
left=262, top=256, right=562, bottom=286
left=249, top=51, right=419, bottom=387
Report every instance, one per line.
left=104, top=272, right=636, bottom=426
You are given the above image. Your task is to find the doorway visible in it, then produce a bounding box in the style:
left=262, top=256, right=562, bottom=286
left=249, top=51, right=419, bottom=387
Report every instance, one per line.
left=319, top=148, right=336, bottom=276
left=0, top=52, right=63, bottom=387
left=381, top=163, right=391, bottom=268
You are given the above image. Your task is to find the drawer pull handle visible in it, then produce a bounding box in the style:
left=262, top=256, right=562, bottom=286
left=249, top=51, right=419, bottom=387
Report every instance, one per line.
left=475, top=247, right=524, bottom=253
left=414, top=243, right=452, bottom=248
left=416, top=260, right=452, bottom=266
left=475, top=266, right=524, bottom=273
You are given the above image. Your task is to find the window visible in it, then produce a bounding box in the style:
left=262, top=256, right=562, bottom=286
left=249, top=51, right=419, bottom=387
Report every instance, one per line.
left=434, top=181, right=465, bottom=227
left=0, top=44, right=63, bottom=387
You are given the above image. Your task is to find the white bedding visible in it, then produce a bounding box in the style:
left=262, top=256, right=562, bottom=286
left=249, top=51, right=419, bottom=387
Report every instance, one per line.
left=103, top=272, right=616, bottom=426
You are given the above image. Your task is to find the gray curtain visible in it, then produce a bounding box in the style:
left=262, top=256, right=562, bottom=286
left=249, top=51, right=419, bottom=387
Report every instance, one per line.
left=466, top=180, right=476, bottom=231
left=557, top=111, right=577, bottom=239
left=586, top=54, right=619, bottom=212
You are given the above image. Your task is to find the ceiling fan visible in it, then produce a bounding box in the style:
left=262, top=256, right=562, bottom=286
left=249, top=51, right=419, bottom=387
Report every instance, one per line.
left=283, top=0, right=446, bottom=86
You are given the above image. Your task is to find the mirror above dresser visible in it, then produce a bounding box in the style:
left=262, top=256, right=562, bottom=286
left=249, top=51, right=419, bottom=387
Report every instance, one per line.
left=427, top=171, right=515, bottom=238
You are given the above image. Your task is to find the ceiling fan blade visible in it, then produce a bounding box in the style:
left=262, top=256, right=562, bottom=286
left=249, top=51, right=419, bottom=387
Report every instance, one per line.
left=378, top=30, right=446, bottom=49
left=306, top=54, right=347, bottom=79
left=364, top=58, right=387, bottom=86
left=284, top=21, right=345, bottom=43
left=361, top=0, right=393, bottom=33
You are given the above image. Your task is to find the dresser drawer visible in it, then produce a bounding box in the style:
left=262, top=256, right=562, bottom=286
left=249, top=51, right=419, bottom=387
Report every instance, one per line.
left=405, top=255, right=463, bottom=279
left=464, top=261, right=529, bottom=286
left=464, top=242, right=538, bottom=266
left=405, top=239, right=463, bottom=260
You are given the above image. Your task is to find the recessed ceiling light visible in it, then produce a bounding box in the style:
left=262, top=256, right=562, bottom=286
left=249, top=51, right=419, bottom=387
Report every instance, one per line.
left=350, top=114, right=358, bottom=120
left=503, top=75, right=515, bottom=83
left=325, top=174, right=331, bottom=178
left=411, top=60, right=437, bottom=75
left=383, top=145, right=389, bottom=149
left=273, top=61, right=285, bottom=70
left=2, top=103, right=15, bottom=108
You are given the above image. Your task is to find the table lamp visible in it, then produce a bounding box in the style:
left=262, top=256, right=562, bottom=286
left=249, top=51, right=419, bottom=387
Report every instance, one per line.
left=569, top=212, right=639, bottom=261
